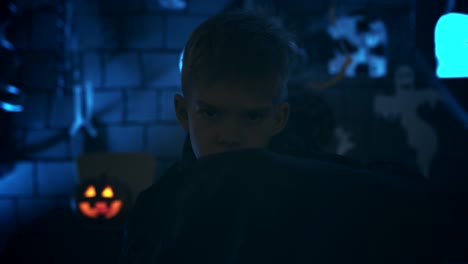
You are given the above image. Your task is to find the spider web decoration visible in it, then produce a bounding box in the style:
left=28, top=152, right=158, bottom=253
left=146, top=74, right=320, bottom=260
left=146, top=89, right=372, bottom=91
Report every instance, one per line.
left=327, top=12, right=388, bottom=78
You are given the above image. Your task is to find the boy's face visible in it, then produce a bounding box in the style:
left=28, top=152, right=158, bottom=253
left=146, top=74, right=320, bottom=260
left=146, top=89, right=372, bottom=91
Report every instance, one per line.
left=174, top=83, right=289, bottom=159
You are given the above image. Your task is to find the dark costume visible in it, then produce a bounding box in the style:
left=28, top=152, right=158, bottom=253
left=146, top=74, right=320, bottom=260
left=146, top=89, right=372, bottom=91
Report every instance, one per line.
left=121, top=142, right=455, bottom=264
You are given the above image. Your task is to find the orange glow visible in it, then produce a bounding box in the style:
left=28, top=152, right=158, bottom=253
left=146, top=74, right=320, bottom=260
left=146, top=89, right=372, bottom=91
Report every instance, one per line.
left=78, top=200, right=123, bottom=219
left=101, top=186, right=114, bottom=198
left=84, top=185, right=96, bottom=198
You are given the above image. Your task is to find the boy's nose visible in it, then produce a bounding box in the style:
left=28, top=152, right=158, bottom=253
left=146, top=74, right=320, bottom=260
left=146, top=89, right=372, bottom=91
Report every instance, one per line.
left=216, top=124, right=242, bottom=148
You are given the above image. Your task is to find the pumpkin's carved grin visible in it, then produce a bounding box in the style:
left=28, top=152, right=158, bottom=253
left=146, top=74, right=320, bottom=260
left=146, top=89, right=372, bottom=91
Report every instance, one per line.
left=78, top=200, right=123, bottom=219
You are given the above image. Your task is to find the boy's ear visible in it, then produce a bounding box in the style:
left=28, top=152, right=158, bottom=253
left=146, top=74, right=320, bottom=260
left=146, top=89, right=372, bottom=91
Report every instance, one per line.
left=174, top=94, right=189, bottom=132
left=272, top=102, right=290, bottom=136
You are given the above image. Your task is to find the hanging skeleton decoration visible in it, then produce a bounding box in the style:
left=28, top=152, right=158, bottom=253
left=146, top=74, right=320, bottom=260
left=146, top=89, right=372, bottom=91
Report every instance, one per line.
left=55, top=1, right=97, bottom=137
left=326, top=11, right=388, bottom=78
left=0, top=0, right=22, bottom=113
left=69, top=81, right=97, bottom=137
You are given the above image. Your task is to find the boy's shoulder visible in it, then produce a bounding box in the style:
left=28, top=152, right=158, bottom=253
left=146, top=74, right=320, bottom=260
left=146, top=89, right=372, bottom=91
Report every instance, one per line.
left=122, top=161, right=185, bottom=260
left=135, top=161, right=185, bottom=207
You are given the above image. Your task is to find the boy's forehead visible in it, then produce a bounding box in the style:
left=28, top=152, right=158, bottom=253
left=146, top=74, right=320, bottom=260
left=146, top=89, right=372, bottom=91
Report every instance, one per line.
left=188, top=83, right=277, bottom=110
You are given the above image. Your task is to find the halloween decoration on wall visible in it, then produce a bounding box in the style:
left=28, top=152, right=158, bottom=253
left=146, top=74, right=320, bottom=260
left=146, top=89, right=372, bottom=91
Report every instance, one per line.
left=71, top=174, right=131, bottom=222
left=0, top=0, right=22, bottom=113
left=307, top=5, right=353, bottom=91
left=69, top=81, right=97, bottom=137
left=434, top=13, right=468, bottom=78
left=334, top=126, right=354, bottom=156
left=374, top=65, right=440, bottom=178
left=326, top=10, right=388, bottom=78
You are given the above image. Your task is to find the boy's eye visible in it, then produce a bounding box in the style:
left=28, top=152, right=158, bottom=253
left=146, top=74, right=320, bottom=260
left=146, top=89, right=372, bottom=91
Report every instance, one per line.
left=200, top=109, right=219, bottom=119
left=246, top=112, right=264, bottom=122
left=247, top=113, right=261, bottom=121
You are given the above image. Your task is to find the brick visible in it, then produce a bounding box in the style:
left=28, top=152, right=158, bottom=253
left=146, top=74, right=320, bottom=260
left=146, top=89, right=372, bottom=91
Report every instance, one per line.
left=142, top=53, right=181, bottom=87
left=147, top=124, right=186, bottom=158
left=12, top=93, right=48, bottom=129
left=104, top=53, right=142, bottom=88
left=74, top=123, right=110, bottom=153
left=126, top=90, right=158, bottom=122
left=49, top=94, right=74, bottom=128
left=0, top=162, right=34, bottom=196
left=25, top=130, right=70, bottom=159
left=107, top=125, right=145, bottom=152
left=167, top=16, right=206, bottom=49
left=17, top=198, right=70, bottom=227
left=100, top=0, right=143, bottom=15
left=94, top=91, right=124, bottom=123
left=75, top=16, right=117, bottom=50
left=188, top=0, right=232, bottom=15
left=37, top=161, right=78, bottom=196
left=20, top=51, right=57, bottom=91
left=70, top=132, right=84, bottom=157
left=82, top=52, right=102, bottom=87
left=158, top=89, right=181, bottom=121
left=0, top=199, right=16, bottom=234
left=122, top=15, right=164, bottom=49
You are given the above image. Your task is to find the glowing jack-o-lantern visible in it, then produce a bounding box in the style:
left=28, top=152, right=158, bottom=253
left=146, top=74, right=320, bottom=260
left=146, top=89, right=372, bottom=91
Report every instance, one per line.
left=71, top=175, right=131, bottom=221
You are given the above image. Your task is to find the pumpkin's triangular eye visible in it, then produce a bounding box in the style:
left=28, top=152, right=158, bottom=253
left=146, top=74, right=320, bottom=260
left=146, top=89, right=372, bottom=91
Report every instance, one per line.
left=84, top=185, right=96, bottom=198
left=102, top=186, right=114, bottom=198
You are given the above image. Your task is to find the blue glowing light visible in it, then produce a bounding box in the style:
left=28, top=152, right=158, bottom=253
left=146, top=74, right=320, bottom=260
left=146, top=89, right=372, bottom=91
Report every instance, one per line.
left=0, top=102, right=23, bottom=112
left=5, top=85, right=20, bottom=95
left=179, top=49, right=184, bottom=73
left=435, top=13, right=468, bottom=78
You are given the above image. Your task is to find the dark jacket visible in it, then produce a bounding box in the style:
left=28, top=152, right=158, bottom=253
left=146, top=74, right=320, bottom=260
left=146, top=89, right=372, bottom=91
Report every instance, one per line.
left=121, top=146, right=453, bottom=264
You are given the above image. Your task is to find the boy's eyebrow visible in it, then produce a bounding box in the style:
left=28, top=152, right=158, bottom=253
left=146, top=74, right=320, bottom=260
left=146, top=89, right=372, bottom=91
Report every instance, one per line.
left=195, top=100, right=216, bottom=108
left=196, top=100, right=271, bottom=113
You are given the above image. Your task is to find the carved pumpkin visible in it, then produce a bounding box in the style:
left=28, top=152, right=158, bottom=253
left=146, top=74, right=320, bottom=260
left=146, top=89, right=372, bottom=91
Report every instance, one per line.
left=71, top=174, right=131, bottom=222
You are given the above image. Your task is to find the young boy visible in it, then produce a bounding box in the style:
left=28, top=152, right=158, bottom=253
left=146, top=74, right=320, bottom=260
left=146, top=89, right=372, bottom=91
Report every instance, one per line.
left=121, top=9, right=450, bottom=264
left=121, top=9, right=297, bottom=263
left=174, top=10, right=293, bottom=159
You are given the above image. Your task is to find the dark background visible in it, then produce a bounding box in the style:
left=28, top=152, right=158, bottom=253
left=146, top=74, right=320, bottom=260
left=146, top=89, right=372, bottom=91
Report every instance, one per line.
left=0, top=0, right=467, bottom=250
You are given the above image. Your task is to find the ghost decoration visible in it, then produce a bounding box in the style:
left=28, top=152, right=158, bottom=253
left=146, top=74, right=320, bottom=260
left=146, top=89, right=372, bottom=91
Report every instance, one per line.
left=374, top=65, right=440, bottom=178
left=327, top=13, right=388, bottom=78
